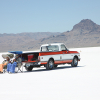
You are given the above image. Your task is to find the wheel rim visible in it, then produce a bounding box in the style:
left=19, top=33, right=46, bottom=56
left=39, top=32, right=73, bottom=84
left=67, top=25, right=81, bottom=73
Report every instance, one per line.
left=74, top=58, right=78, bottom=66
left=49, top=60, right=53, bottom=68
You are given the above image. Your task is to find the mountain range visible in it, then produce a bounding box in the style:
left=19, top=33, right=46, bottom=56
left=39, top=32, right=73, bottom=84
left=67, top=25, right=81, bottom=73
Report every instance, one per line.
left=0, top=19, right=100, bottom=52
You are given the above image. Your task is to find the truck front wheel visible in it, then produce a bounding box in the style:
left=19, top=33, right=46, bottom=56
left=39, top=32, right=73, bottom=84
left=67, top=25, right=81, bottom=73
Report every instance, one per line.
left=46, top=59, right=54, bottom=70
left=71, top=57, right=78, bottom=67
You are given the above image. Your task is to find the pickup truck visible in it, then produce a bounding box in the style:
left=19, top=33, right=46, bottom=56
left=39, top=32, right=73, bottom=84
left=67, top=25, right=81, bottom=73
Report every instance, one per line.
left=22, top=43, right=80, bottom=71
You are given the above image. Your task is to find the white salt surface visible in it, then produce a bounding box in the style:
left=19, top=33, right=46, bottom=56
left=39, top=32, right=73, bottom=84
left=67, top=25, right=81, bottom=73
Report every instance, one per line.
left=0, top=47, right=100, bottom=100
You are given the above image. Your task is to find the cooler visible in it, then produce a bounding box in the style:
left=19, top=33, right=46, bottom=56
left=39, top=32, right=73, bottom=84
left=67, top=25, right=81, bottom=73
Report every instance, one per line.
left=28, top=54, right=34, bottom=61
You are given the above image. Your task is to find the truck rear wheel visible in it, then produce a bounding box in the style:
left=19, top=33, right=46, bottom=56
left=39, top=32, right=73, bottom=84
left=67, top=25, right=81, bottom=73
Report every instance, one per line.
left=25, top=64, right=33, bottom=71
left=46, top=59, right=54, bottom=70
left=71, top=57, right=78, bottom=67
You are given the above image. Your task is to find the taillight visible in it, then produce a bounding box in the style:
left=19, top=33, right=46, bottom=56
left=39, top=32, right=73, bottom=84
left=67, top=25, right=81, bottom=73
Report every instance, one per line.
left=38, top=56, right=40, bottom=61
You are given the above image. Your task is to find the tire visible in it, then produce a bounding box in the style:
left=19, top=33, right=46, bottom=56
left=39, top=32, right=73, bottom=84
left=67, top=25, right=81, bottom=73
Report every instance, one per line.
left=46, top=59, right=54, bottom=70
left=71, top=57, right=78, bottom=67
left=25, top=64, right=33, bottom=71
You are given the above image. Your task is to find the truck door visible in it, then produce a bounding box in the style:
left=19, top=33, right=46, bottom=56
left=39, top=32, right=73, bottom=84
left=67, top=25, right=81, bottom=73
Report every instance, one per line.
left=61, top=45, right=72, bottom=63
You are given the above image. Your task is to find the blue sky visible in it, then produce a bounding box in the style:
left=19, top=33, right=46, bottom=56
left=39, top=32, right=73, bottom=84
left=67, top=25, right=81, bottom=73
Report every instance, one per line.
left=0, top=0, right=100, bottom=33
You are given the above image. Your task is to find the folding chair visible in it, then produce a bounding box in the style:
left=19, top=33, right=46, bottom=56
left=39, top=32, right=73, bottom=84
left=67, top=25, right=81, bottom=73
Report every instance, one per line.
left=17, top=67, right=22, bottom=72
left=8, top=51, right=23, bottom=73
left=9, top=61, right=17, bottom=73
left=3, top=65, right=7, bottom=73
left=16, top=62, right=22, bottom=72
left=3, top=68, right=7, bottom=73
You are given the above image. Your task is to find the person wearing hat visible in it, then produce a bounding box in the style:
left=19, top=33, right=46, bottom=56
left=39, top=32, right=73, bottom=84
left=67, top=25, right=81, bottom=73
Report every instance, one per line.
left=0, top=57, right=10, bottom=73
left=15, top=54, right=22, bottom=72
left=8, top=59, right=17, bottom=73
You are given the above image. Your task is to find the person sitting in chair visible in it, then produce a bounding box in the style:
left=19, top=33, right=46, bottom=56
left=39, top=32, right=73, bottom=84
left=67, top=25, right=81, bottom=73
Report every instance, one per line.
left=0, top=57, right=10, bottom=73
left=7, top=61, right=12, bottom=73
left=8, top=59, right=17, bottom=73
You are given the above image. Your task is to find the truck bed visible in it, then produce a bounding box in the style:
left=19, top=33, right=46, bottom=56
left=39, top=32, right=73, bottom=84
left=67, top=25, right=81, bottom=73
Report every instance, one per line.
left=22, top=52, right=39, bottom=62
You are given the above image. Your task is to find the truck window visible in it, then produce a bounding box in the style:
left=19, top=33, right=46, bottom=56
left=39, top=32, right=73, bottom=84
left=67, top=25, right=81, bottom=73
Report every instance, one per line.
left=41, top=46, right=47, bottom=51
left=41, top=45, right=59, bottom=51
left=47, top=45, right=59, bottom=51
left=61, top=45, right=67, bottom=51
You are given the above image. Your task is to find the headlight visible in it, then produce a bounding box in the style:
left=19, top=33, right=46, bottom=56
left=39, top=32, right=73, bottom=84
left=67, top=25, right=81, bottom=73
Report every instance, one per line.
left=78, top=55, right=80, bottom=57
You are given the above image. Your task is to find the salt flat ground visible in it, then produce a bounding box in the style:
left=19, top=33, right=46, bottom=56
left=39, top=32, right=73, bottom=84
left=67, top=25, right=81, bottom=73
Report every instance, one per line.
left=0, top=47, right=100, bottom=100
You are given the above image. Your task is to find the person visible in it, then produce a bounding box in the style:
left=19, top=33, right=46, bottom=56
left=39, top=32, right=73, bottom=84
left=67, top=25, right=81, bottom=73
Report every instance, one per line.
left=13, top=59, right=17, bottom=73
left=9, top=59, right=17, bottom=73
left=7, top=61, right=12, bottom=73
left=0, top=57, right=10, bottom=73
left=15, top=54, right=22, bottom=72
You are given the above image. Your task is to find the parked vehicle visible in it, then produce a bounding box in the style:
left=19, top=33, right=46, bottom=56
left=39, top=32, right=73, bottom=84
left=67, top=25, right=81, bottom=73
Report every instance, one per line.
left=22, top=43, right=80, bottom=71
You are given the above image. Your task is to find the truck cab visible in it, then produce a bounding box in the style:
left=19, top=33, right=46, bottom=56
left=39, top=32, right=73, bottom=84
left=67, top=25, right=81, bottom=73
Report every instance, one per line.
left=40, top=43, right=69, bottom=52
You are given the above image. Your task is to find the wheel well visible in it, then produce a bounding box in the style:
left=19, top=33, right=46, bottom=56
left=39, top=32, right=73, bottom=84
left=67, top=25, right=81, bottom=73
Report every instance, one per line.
left=49, top=58, right=54, bottom=62
left=74, top=55, right=78, bottom=59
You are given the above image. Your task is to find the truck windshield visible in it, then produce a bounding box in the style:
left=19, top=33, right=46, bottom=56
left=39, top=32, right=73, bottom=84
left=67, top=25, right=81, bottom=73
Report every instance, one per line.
left=61, top=45, right=67, bottom=51
left=41, top=45, right=59, bottom=51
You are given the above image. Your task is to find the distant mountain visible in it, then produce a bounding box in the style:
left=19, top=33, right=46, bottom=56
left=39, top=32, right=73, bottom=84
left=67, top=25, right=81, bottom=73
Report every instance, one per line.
left=0, top=19, right=100, bottom=52
left=32, top=19, right=100, bottom=49
left=0, top=32, right=61, bottom=52
left=72, top=19, right=100, bottom=31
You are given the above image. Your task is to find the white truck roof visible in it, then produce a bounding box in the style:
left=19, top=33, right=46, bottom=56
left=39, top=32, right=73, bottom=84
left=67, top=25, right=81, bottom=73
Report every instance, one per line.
left=41, top=43, right=64, bottom=47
